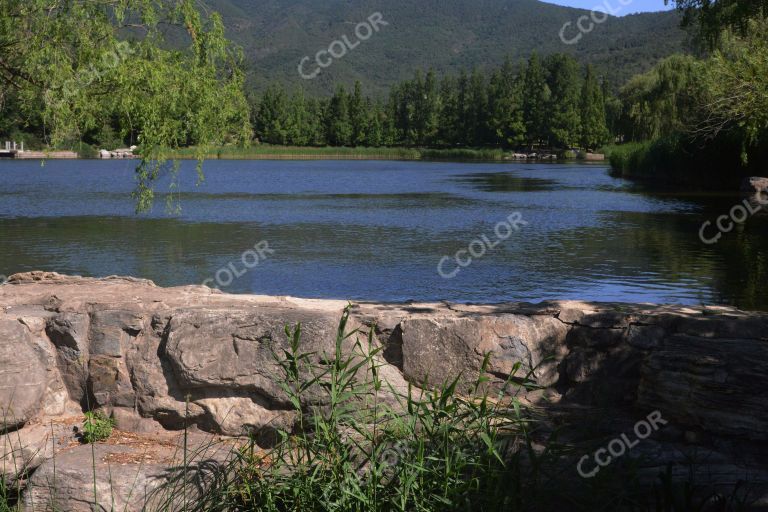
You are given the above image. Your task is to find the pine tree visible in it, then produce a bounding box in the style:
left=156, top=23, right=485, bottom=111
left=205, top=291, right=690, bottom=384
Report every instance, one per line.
left=487, top=58, right=526, bottom=147
left=467, top=68, right=489, bottom=146
left=286, top=88, right=309, bottom=146
left=580, top=65, right=610, bottom=150
left=437, top=75, right=460, bottom=146
left=545, top=54, right=582, bottom=148
left=326, top=86, right=352, bottom=146
left=423, top=70, right=441, bottom=145
left=365, top=99, right=385, bottom=147
left=456, top=70, right=470, bottom=145
left=256, top=85, right=289, bottom=145
left=522, top=53, right=551, bottom=148
left=306, top=98, right=327, bottom=146
left=349, top=81, right=368, bottom=146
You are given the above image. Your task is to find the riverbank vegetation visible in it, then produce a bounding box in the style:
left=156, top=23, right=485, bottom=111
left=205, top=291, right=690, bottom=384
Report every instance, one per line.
left=170, top=145, right=520, bottom=162
left=607, top=1, right=768, bottom=188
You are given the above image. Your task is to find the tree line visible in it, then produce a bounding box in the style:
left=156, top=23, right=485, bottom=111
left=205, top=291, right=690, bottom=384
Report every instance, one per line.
left=253, top=53, right=610, bottom=151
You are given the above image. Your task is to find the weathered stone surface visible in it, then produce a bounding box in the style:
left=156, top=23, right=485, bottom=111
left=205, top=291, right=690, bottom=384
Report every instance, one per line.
left=0, top=319, right=47, bottom=430
left=399, top=314, right=568, bottom=389
left=46, top=313, right=91, bottom=405
left=0, top=422, right=75, bottom=483
left=163, top=309, right=339, bottom=406
left=625, top=323, right=667, bottom=349
left=194, top=395, right=296, bottom=438
left=23, top=430, right=236, bottom=512
left=639, top=334, right=768, bottom=441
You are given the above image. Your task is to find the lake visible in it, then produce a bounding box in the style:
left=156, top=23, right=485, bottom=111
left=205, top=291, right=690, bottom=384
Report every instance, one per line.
left=1, top=159, right=766, bottom=309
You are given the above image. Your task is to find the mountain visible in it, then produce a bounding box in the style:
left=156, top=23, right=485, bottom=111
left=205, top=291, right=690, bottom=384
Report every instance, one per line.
left=203, top=0, right=690, bottom=95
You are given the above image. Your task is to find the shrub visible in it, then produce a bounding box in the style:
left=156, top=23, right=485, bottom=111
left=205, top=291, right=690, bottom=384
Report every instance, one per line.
left=81, top=411, right=115, bottom=444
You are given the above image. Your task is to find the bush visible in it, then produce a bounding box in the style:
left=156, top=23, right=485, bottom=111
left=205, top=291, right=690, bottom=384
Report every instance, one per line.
left=81, top=411, right=115, bottom=444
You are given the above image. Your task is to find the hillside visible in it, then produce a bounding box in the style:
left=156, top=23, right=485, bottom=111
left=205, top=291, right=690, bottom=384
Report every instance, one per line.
left=203, top=0, right=690, bottom=95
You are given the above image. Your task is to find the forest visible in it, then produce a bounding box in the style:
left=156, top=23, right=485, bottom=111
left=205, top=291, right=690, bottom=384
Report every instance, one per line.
left=252, top=55, right=610, bottom=151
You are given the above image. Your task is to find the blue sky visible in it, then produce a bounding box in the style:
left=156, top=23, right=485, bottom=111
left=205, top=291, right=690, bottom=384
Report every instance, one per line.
left=542, top=0, right=674, bottom=15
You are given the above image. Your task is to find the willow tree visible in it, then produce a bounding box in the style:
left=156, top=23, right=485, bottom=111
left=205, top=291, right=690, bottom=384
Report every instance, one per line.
left=697, top=17, right=768, bottom=162
left=668, top=0, right=768, bottom=46
left=0, top=0, right=252, bottom=211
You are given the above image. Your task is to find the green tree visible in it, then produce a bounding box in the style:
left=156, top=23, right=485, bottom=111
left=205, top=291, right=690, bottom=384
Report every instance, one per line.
left=326, top=86, right=352, bottom=146
left=437, top=75, right=460, bottom=146
left=1, top=0, right=251, bottom=211
left=697, top=17, right=768, bottom=160
left=466, top=68, right=489, bottom=146
left=365, top=99, right=385, bottom=147
left=411, top=70, right=440, bottom=146
left=256, top=85, right=289, bottom=144
left=618, top=55, right=702, bottom=141
left=348, top=81, right=368, bottom=146
left=487, top=58, right=526, bottom=147
left=545, top=54, right=582, bottom=148
left=286, top=88, right=311, bottom=146
left=305, top=98, right=328, bottom=146
left=580, top=65, right=610, bottom=150
left=522, top=53, right=551, bottom=147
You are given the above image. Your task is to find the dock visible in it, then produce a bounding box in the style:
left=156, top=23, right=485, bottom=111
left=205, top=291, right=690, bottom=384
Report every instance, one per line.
left=0, top=141, right=78, bottom=159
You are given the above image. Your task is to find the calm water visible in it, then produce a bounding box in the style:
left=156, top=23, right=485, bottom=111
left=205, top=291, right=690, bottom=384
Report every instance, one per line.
left=1, top=159, right=766, bottom=309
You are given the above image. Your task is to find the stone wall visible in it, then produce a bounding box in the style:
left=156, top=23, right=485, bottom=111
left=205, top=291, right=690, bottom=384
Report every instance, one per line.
left=1, top=272, right=767, bottom=509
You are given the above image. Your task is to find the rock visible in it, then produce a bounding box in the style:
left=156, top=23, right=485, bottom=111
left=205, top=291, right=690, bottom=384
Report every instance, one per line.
left=23, top=434, right=230, bottom=512
left=194, top=395, right=295, bottom=439
left=0, top=319, right=48, bottom=430
left=625, top=324, right=667, bottom=350
left=162, top=308, right=339, bottom=406
left=399, top=314, right=568, bottom=390
left=560, top=345, right=643, bottom=405
left=638, top=334, right=768, bottom=441
left=110, top=407, right=165, bottom=434
left=0, top=274, right=768, bottom=507
left=0, top=422, right=75, bottom=483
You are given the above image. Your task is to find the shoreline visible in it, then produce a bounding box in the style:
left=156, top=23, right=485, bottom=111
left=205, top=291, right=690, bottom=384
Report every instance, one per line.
left=1, top=144, right=607, bottom=162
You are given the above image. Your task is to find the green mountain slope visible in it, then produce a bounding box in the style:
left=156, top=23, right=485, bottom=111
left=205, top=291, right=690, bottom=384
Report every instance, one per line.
left=204, top=0, right=689, bottom=95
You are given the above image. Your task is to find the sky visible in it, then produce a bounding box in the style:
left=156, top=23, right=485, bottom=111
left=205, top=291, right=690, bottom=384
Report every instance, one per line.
left=542, top=0, right=675, bottom=15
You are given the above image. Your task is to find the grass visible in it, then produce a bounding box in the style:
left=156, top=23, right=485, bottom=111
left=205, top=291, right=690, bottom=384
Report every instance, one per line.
left=605, top=141, right=655, bottom=178
left=169, top=145, right=520, bottom=162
